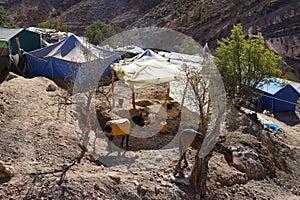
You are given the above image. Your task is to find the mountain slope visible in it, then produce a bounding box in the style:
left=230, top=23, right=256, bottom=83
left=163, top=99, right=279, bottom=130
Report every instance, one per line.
left=1, top=0, right=300, bottom=80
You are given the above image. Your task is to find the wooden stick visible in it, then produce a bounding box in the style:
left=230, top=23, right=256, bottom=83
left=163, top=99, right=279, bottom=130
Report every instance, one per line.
left=111, top=67, right=115, bottom=108
left=132, top=87, right=136, bottom=110
left=15, top=37, right=21, bottom=55
left=165, top=81, right=171, bottom=104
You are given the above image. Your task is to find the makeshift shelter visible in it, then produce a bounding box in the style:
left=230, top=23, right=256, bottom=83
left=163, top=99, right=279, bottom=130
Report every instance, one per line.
left=257, top=79, right=300, bottom=112
left=0, top=27, right=42, bottom=74
left=25, top=35, right=119, bottom=88
left=111, top=49, right=181, bottom=108
left=0, top=27, right=41, bottom=55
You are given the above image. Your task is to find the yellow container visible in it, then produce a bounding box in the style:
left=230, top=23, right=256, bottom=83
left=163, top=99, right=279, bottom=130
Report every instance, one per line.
left=160, top=121, right=167, bottom=133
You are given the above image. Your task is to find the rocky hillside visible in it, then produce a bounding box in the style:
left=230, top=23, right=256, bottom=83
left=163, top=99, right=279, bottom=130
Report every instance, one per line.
left=0, top=75, right=299, bottom=199
left=1, top=0, right=300, bottom=80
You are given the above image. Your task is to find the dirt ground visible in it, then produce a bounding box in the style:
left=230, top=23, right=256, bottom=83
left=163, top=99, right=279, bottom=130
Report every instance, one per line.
left=0, top=75, right=300, bottom=199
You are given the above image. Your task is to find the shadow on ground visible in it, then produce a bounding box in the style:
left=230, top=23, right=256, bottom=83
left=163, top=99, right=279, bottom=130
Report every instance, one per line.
left=274, top=112, right=300, bottom=126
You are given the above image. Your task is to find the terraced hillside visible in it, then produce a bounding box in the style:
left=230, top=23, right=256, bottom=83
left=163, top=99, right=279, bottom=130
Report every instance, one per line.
left=1, top=0, right=300, bottom=80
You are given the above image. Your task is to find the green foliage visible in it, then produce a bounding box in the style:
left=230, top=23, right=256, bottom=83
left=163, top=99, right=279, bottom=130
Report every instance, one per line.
left=84, top=21, right=116, bottom=45
left=38, top=20, right=70, bottom=32
left=50, top=10, right=61, bottom=18
left=0, top=6, right=12, bottom=26
left=229, top=2, right=236, bottom=11
left=215, top=24, right=281, bottom=99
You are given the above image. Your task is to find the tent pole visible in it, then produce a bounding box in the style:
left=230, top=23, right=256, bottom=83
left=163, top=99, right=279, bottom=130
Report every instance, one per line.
left=167, top=81, right=170, bottom=99
left=165, top=81, right=171, bottom=106
left=132, top=86, right=136, bottom=110
left=15, top=37, right=21, bottom=55
left=111, top=67, right=115, bottom=108
left=51, top=57, right=53, bottom=78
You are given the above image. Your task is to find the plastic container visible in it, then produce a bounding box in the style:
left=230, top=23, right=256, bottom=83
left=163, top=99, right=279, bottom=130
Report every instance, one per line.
left=160, top=121, right=167, bottom=133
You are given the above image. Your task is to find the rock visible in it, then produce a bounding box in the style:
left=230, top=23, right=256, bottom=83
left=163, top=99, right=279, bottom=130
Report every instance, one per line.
left=231, top=187, right=236, bottom=194
left=109, top=175, right=121, bottom=184
left=94, top=183, right=106, bottom=193
left=0, top=103, right=4, bottom=114
left=46, top=84, right=57, bottom=92
left=154, top=187, right=160, bottom=195
left=5, top=73, right=18, bottom=81
left=160, top=180, right=172, bottom=187
left=133, top=180, right=140, bottom=186
left=0, top=162, right=13, bottom=180
left=137, top=185, right=148, bottom=196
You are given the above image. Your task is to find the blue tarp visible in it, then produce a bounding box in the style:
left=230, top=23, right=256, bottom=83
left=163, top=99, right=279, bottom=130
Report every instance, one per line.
left=25, top=35, right=119, bottom=84
left=263, top=122, right=284, bottom=134
left=257, top=79, right=300, bottom=112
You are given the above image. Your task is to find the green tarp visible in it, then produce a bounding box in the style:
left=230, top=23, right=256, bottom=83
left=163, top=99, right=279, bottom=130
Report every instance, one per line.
left=0, top=41, right=9, bottom=48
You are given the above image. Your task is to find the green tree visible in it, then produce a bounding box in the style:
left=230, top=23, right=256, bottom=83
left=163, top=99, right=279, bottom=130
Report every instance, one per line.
left=38, top=20, right=70, bottom=32
left=50, top=10, right=61, bottom=18
left=0, top=6, right=12, bottom=26
left=215, top=24, right=281, bottom=99
left=84, top=21, right=116, bottom=45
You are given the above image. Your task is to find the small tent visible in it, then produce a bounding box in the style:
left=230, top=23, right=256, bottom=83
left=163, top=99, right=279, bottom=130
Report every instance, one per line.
left=25, top=35, right=119, bottom=88
left=0, top=27, right=42, bottom=76
left=0, top=27, right=41, bottom=56
left=257, top=79, right=300, bottom=112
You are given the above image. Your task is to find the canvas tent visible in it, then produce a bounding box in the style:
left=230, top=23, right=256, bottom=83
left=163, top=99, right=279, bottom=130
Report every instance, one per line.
left=111, top=49, right=181, bottom=108
left=257, top=79, right=300, bottom=112
left=25, top=34, right=119, bottom=88
left=0, top=27, right=41, bottom=77
left=0, top=27, right=41, bottom=55
left=112, top=49, right=180, bottom=89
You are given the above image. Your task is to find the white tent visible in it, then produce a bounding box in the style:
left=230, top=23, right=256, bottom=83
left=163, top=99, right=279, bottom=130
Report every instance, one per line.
left=111, top=49, right=182, bottom=108
left=113, top=59, right=181, bottom=89
left=112, top=48, right=210, bottom=113
left=112, top=49, right=181, bottom=89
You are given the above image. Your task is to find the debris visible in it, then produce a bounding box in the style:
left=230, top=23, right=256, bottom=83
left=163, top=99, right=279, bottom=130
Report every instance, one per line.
left=263, top=110, right=274, bottom=117
left=257, top=113, right=285, bottom=134
left=264, top=122, right=285, bottom=134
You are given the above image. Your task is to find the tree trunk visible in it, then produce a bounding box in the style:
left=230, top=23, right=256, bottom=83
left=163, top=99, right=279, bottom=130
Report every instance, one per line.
left=190, top=152, right=213, bottom=199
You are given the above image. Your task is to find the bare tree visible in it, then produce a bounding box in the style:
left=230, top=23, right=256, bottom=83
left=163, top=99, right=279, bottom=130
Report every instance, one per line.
left=181, top=50, right=226, bottom=198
